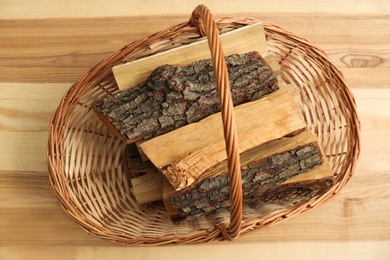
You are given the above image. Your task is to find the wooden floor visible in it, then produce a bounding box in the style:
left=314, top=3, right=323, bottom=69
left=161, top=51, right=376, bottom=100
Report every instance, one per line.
left=1, top=1, right=390, bottom=259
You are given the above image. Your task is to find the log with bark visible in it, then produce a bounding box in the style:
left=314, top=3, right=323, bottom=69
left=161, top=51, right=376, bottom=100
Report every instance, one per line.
left=161, top=127, right=325, bottom=218
left=130, top=86, right=333, bottom=219
left=92, top=51, right=279, bottom=143
left=244, top=176, right=334, bottom=219
left=128, top=137, right=333, bottom=220
left=252, top=177, right=333, bottom=208
left=139, top=86, right=306, bottom=191
left=113, top=22, right=269, bottom=90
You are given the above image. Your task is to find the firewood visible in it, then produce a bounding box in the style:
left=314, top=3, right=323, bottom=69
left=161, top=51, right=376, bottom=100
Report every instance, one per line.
left=123, top=143, right=161, bottom=204
left=127, top=83, right=333, bottom=219
left=131, top=171, right=164, bottom=204
left=135, top=141, right=149, bottom=162
left=247, top=176, right=334, bottom=210
left=139, top=86, right=305, bottom=190
left=161, top=127, right=325, bottom=219
left=93, top=51, right=279, bottom=144
left=129, top=147, right=333, bottom=208
left=113, top=22, right=268, bottom=90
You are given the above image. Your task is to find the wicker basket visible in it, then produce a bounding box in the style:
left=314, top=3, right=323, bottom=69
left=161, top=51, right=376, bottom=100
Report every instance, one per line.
left=47, top=5, right=360, bottom=245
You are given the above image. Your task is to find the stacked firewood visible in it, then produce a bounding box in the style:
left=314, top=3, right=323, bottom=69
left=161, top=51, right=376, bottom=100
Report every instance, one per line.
left=92, top=22, right=333, bottom=221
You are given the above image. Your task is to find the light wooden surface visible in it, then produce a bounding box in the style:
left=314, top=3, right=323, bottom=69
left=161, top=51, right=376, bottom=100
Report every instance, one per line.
left=1, top=0, right=389, bottom=259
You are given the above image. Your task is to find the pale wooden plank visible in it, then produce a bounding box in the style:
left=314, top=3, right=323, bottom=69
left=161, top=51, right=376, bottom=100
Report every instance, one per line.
left=2, top=241, right=390, bottom=260
left=1, top=15, right=389, bottom=55
left=0, top=206, right=103, bottom=245
left=325, top=47, right=390, bottom=68
left=0, top=83, right=69, bottom=131
left=0, top=67, right=88, bottom=84
left=0, top=171, right=104, bottom=246
left=0, top=16, right=185, bottom=83
left=1, top=15, right=389, bottom=83
left=339, top=88, right=390, bottom=200
left=0, top=131, right=49, bottom=172
left=0, top=17, right=182, bottom=57
left=0, top=172, right=88, bottom=246
left=2, top=15, right=388, bottom=59
left=0, top=171, right=57, bottom=207
left=343, top=68, right=390, bottom=89
left=255, top=195, right=390, bottom=242
left=0, top=83, right=72, bottom=173
left=1, top=0, right=390, bottom=19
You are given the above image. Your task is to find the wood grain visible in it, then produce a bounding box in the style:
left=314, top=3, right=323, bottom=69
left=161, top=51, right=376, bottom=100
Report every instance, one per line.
left=1, top=0, right=390, bottom=19
left=113, top=22, right=267, bottom=90
left=0, top=0, right=389, bottom=259
left=1, top=14, right=389, bottom=83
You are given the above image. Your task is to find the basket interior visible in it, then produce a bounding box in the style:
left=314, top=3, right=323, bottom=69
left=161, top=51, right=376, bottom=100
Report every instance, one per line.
left=47, top=19, right=360, bottom=245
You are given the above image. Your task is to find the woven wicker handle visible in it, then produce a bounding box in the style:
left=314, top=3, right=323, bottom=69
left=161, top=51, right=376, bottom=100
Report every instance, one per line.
left=190, top=5, right=243, bottom=240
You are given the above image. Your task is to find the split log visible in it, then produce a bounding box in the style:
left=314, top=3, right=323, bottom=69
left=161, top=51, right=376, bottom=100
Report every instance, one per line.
left=178, top=177, right=334, bottom=222
left=162, top=127, right=325, bottom=218
left=135, top=141, right=150, bottom=162
left=93, top=51, right=279, bottom=143
left=139, top=86, right=305, bottom=190
left=129, top=144, right=333, bottom=210
left=131, top=171, right=164, bottom=204
left=125, top=144, right=163, bottom=204
left=113, top=22, right=268, bottom=90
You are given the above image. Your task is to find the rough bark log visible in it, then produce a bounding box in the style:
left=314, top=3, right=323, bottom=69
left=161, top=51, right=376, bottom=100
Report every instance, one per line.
left=250, top=177, right=334, bottom=208
left=164, top=176, right=334, bottom=222
left=93, top=51, right=279, bottom=143
left=129, top=151, right=333, bottom=212
left=112, top=22, right=268, bottom=90
left=236, top=176, right=334, bottom=223
left=129, top=142, right=333, bottom=208
left=139, top=87, right=305, bottom=190
left=162, top=130, right=325, bottom=219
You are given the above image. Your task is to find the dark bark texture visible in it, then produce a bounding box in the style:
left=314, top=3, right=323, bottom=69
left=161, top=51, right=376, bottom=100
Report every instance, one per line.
left=251, top=177, right=333, bottom=207
left=165, top=141, right=324, bottom=219
left=93, top=51, right=278, bottom=143
left=124, top=144, right=158, bottom=178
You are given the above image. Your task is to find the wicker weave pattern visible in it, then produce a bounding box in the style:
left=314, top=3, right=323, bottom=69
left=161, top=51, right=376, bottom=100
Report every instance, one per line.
left=47, top=6, right=360, bottom=245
